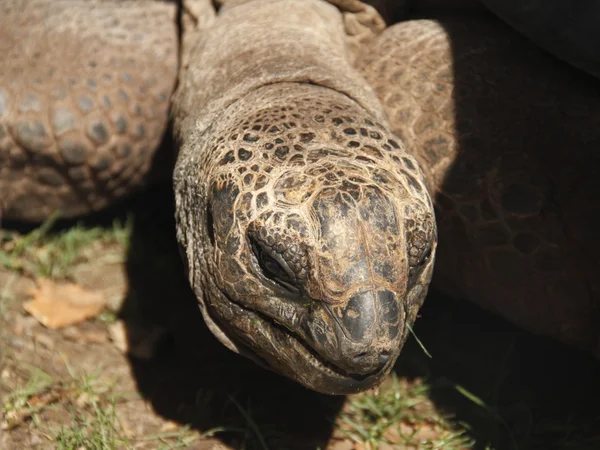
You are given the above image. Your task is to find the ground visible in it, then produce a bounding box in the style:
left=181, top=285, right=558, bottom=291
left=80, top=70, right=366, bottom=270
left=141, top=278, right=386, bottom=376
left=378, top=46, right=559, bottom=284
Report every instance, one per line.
left=1, top=184, right=599, bottom=450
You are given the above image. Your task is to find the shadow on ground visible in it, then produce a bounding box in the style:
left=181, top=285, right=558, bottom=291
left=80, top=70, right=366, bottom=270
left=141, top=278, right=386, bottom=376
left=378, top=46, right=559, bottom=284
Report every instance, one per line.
left=395, top=293, right=600, bottom=450
left=115, top=185, right=344, bottom=450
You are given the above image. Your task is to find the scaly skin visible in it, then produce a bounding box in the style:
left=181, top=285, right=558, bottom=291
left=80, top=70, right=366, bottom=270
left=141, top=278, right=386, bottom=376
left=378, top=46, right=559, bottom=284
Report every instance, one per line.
left=0, top=0, right=177, bottom=221
left=3, top=0, right=599, bottom=394
left=356, top=16, right=600, bottom=355
left=173, top=0, right=436, bottom=394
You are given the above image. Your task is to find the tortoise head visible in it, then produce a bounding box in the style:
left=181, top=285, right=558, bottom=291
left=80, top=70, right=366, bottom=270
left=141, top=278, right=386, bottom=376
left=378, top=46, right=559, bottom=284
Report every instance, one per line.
left=175, top=84, right=436, bottom=394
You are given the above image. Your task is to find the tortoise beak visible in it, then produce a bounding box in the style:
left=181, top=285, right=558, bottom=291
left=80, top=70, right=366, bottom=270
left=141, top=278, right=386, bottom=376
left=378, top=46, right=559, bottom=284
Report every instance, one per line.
left=303, top=288, right=405, bottom=378
left=329, top=289, right=399, bottom=375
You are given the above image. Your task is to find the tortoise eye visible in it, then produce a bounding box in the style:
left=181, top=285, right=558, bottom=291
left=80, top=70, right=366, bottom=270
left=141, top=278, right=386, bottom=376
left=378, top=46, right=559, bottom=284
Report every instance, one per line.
left=258, top=249, right=289, bottom=281
left=249, top=236, right=299, bottom=294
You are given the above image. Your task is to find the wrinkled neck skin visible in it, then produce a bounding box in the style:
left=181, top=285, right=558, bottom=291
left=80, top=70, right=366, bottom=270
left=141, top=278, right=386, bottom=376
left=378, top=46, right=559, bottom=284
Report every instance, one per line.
left=173, top=0, right=436, bottom=395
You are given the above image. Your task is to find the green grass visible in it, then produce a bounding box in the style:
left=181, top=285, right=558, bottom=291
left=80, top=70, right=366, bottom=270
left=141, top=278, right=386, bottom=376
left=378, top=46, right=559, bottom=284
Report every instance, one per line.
left=0, top=272, right=16, bottom=319
left=0, top=214, right=132, bottom=279
left=339, top=375, right=475, bottom=449
left=51, top=361, right=128, bottom=449
left=2, top=361, right=206, bottom=449
left=132, top=426, right=200, bottom=450
left=55, top=396, right=126, bottom=450
left=2, top=366, right=56, bottom=425
left=3, top=363, right=131, bottom=449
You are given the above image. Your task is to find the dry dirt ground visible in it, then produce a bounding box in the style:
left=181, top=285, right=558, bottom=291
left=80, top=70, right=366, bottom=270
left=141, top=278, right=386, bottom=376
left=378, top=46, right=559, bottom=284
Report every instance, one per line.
left=1, top=184, right=599, bottom=450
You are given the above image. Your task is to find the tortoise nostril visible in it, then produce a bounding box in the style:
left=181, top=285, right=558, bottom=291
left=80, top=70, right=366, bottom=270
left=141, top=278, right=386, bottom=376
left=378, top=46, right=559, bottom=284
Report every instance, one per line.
left=378, top=351, right=391, bottom=365
left=351, top=350, right=391, bottom=369
left=352, top=352, right=369, bottom=365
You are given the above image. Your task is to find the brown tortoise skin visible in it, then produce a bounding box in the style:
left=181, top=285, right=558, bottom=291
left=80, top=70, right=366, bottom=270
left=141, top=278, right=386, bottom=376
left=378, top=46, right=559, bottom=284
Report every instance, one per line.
left=176, top=83, right=436, bottom=394
left=3, top=0, right=599, bottom=394
left=173, top=0, right=436, bottom=394
left=0, top=0, right=177, bottom=221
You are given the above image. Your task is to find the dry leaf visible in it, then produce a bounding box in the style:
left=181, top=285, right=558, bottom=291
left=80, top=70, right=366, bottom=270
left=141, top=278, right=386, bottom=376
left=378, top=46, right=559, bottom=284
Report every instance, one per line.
left=24, top=279, right=107, bottom=329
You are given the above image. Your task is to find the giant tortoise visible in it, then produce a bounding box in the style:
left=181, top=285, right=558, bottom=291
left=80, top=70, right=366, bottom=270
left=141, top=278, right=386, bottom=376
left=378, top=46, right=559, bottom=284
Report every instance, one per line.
left=1, top=0, right=598, bottom=394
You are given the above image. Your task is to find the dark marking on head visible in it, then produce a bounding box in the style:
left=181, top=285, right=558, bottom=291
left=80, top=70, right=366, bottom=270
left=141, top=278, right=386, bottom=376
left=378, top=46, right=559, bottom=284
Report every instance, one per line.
left=275, top=146, right=289, bottom=159
left=219, top=150, right=235, bottom=166
left=341, top=291, right=375, bottom=342
left=300, top=132, right=315, bottom=143
left=238, top=148, right=252, bottom=161
left=256, top=192, right=269, bottom=209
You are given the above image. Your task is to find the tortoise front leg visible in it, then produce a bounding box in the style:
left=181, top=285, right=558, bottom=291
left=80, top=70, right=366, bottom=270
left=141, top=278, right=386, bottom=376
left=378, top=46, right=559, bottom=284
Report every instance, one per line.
left=0, top=0, right=178, bottom=221
left=356, top=16, right=600, bottom=355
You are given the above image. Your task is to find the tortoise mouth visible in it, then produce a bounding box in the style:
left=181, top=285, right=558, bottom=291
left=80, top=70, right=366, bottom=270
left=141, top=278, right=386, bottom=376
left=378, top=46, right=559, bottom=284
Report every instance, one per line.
left=214, top=290, right=392, bottom=393
left=251, top=309, right=382, bottom=380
